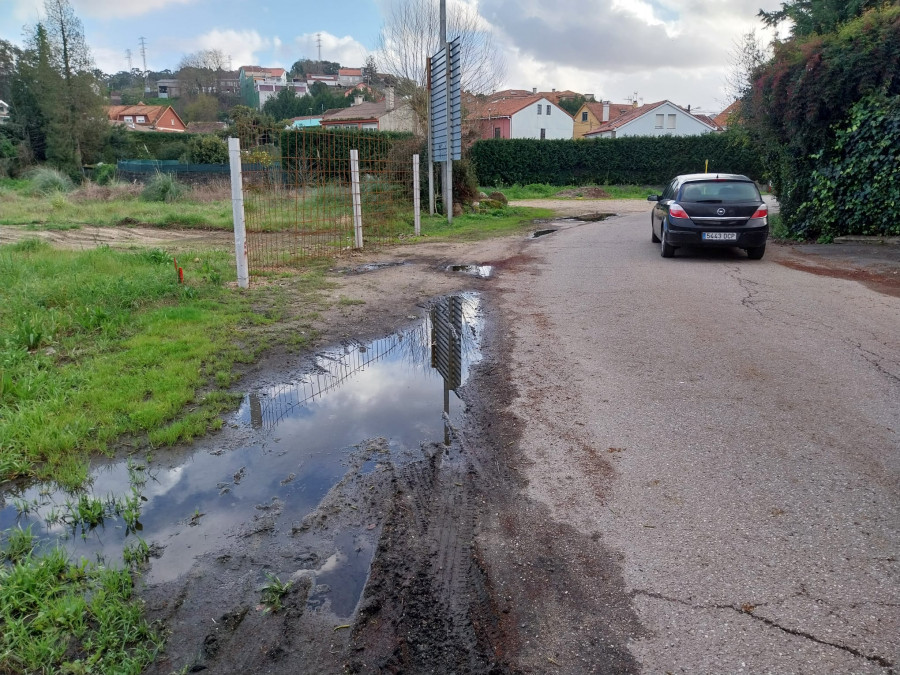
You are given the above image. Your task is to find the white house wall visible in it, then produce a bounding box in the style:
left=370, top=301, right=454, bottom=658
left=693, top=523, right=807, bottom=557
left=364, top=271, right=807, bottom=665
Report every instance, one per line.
left=617, top=102, right=713, bottom=137
left=510, top=99, right=573, bottom=140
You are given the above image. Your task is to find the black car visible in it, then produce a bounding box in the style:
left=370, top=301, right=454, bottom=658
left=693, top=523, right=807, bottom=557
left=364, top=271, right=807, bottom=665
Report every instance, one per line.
left=648, top=174, right=769, bottom=259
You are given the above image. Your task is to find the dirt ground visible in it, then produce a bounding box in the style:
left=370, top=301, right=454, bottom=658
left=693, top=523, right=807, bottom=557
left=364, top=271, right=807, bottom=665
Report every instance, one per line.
left=5, top=200, right=898, bottom=673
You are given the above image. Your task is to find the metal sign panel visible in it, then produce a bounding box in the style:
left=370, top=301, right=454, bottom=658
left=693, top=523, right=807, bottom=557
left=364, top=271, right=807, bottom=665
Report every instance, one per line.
left=430, top=36, right=462, bottom=162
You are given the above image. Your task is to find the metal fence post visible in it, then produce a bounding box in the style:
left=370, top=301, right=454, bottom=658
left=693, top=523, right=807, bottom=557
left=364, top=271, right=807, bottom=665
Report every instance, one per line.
left=350, top=149, right=363, bottom=249
left=228, top=137, right=249, bottom=288
left=413, top=154, right=421, bottom=236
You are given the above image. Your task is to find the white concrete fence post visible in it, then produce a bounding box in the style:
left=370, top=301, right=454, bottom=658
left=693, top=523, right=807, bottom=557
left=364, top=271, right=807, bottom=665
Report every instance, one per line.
left=350, top=149, right=363, bottom=249
left=227, top=137, right=249, bottom=289
left=413, top=154, right=421, bottom=236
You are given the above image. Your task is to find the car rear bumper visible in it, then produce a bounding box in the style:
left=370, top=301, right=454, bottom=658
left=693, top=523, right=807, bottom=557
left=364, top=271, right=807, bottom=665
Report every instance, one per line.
left=665, top=219, right=768, bottom=249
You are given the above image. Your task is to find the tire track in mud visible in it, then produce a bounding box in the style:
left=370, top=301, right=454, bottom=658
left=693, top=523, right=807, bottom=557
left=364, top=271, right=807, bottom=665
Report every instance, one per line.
left=349, top=442, right=504, bottom=673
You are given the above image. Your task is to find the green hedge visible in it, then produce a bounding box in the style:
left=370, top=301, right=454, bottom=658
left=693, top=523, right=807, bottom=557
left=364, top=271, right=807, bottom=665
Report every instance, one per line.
left=469, top=131, right=764, bottom=186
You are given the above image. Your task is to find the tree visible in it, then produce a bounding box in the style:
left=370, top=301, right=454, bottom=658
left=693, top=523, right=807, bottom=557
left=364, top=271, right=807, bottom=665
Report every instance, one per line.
left=759, top=0, right=885, bottom=38
left=185, top=93, right=219, bottom=122
left=743, top=5, right=900, bottom=238
left=0, top=39, right=21, bottom=103
left=363, top=54, right=378, bottom=84
left=376, top=0, right=505, bottom=129
left=722, top=30, right=768, bottom=103
left=20, top=0, right=107, bottom=174
left=177, top=49, right=229, bottom=97
left=558, top=95, right=587, bottom=117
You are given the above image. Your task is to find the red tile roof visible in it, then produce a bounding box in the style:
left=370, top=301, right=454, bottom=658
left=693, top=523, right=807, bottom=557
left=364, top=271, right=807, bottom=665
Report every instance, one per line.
left=582, top=101, right=634, bottom=122
left=713, top=100, right=741, bottom=128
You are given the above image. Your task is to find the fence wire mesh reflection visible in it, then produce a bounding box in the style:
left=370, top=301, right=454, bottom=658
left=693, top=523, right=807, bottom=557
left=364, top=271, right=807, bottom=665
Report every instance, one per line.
left=235, top=125, right=421, bottom=270
left=246, top=294, right=480, bottom=436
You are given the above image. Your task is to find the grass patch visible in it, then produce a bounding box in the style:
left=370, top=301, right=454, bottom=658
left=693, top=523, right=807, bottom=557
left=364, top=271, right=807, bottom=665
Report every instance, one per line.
left=416, top=206, right=555, bottom=241
left=0, top=240, right=258, bottom=485
left=0, top=533, right=161, bottom=674
left=480, top=183, right=661, bottom=200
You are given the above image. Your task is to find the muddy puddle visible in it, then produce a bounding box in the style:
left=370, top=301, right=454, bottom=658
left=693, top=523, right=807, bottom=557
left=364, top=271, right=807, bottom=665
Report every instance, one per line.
left=447, top=263, right=493, bottom=278
left=0, top=292, right=483, bottom=617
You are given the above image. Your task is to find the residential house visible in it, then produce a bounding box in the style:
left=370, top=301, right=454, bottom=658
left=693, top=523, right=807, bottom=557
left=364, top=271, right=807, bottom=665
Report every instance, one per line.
left=713, top=100, right=741, bottom=130
left=107, top=104, right=187, bottom=132
left=338, top=68, right=363, bottom=87
left=287, top=115, right=322, bottom=129
left=573, top=101, right=635, bottom=139
left=468, top=94, right=574, bottom=140
left=583, top=100, right=717, bottom=139
left=319, top=88, right=418, bottom=133
left=0, top=99, right=9, bottom=124
left=257, top=79, right=309, bottom=109
left=239, top=66, right=289, bottom=108
left=156, top=78, right=182, bottom=99
left=306, top=74, right=341, bottom=89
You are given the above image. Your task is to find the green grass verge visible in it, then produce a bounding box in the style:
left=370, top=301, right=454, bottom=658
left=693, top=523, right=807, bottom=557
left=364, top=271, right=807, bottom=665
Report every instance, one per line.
left=414, top=206, right=556, bottom=241
left=0, top=527, right=161, bottom=674
left=480, top=183, right=661, bottom=200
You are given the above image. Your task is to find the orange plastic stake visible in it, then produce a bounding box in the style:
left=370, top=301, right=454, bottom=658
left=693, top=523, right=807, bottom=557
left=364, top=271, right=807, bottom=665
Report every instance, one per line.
left=178, top=267, right=184, bottom=284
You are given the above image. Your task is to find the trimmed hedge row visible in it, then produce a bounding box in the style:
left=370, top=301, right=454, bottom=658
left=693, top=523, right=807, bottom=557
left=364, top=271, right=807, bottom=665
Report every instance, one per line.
left=469, top=131, right=764, bottom=186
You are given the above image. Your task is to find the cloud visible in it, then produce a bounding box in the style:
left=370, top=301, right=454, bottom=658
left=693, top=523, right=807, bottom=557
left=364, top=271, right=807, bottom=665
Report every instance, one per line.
left=283, top=31, right=370, bottom=68
left=168, top=29, right=274, bottom=70
left=74, top=0, right=201, bottom=19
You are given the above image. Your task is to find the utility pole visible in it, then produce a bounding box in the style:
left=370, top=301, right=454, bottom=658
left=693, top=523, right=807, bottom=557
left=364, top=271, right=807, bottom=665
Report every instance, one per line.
left=139, top=37, right=149, bottom=94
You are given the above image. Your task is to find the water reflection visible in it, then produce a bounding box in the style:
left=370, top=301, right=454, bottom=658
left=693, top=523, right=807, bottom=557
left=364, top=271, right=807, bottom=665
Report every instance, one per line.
left=0, top=293, right=483, bottom=597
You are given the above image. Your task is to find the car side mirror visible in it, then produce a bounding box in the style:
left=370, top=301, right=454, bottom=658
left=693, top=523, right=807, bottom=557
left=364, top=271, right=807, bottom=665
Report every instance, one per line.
left=647, top=195, right=660, bottom=201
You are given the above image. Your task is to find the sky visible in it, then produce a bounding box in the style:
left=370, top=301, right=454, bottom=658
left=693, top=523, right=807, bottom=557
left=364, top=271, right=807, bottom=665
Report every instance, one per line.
left=0, top=0, right=785, bottom=114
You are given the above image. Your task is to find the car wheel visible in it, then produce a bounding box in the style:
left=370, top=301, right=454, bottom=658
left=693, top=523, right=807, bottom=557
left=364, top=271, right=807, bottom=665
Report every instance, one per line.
left=651, top=218, right=660, bottom=243
left=660, top=224, right=675, bottom=258
left=746, top=244, right=766, bottom=260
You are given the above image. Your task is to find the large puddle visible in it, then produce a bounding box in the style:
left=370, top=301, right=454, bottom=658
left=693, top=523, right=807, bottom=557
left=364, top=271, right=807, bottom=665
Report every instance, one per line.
left=0, top=293, right=483, bottom=615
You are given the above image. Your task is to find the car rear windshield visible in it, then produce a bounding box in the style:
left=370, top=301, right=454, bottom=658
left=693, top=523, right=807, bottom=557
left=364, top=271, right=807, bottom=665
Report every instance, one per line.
left=680, top=181, right=760, bottom=203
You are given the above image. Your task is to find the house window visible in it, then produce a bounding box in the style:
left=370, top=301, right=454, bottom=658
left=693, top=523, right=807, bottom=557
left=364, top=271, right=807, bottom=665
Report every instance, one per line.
left=537, top=106, right=542, bottom=115
left=136, top=115, right=145, bottom=123
left=494, top=127, right=501, bottom=138
left=655, top=114, right=664, bottom=128
left=124, top=116, right=133, bottom=123
left=546, top=105, right=551, bottom=115
left=581, top=111, right=588, bottom=122
left=667, top=114, right=676, bottom=129
left=540, top=128, right=546, bottom=140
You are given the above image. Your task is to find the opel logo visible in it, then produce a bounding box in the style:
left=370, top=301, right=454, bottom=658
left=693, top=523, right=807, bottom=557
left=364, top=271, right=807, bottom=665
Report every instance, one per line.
left=716, top=208, right=726, bottom=216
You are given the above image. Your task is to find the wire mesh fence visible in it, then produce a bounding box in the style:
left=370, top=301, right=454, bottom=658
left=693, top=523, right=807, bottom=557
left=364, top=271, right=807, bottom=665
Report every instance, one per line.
left=232, top=124, right=422, bottom=271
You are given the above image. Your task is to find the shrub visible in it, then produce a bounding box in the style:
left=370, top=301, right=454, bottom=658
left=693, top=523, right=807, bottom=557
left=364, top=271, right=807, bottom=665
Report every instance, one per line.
left=27, top=167, right=75, bottom=195
left=187, top=135, right=228, bottom=164
left=141, top=172, right=187, bottom=203
left=93, top=163, right=117, bottom=185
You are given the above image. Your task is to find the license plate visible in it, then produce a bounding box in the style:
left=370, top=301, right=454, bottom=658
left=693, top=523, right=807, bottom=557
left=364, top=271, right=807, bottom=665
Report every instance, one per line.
left=703, top=232, right=738, bottom=241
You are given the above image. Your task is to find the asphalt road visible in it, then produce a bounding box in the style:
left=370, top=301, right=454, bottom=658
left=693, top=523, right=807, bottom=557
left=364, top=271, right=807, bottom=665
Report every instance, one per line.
left=493, top=212, right=899, bottom=673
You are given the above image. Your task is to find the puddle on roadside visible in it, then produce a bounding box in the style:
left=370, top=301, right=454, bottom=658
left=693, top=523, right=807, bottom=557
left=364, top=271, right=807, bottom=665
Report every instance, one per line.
left=340, top=261, right=406, bottom=275
left=562, top=212, right=615, bottom=222
left=447, top=264, right=493, bottom=278
left=0, top=292, right=483, bottom=617
left=531, top=229, right=557, bottom=238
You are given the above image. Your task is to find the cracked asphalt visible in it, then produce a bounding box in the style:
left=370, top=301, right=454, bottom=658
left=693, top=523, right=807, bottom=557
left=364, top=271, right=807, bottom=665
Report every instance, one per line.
left=493, top=211, right=899, bottom=673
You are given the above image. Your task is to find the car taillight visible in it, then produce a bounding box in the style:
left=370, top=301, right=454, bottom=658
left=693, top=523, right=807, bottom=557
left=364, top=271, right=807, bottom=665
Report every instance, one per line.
left=669, top=203, right=689, bottom=219
left=751, top=204, right=768, bottom=218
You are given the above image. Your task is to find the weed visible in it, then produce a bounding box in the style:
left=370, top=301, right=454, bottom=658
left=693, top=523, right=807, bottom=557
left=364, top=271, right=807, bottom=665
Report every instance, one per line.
left=260, top=571, right=292, bottom=612
left=141, top=172, right=188, bottom=203
left=27, top=167, right=75, bottom=196
left=1, top=525, right=36, bottom=561
left=338, top=296, right=365, bottom=306
left=122, top=538, right=150, bottom=567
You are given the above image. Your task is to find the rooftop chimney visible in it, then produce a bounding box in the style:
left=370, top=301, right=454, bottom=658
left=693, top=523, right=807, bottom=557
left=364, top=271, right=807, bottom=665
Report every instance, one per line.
left=385, top=86, right=395, bottom=112
left=532, top=87, right=537, bottom=94
left=353, top=94, right=364, bottom=106
left=602, top=101, right=610, bottom=122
